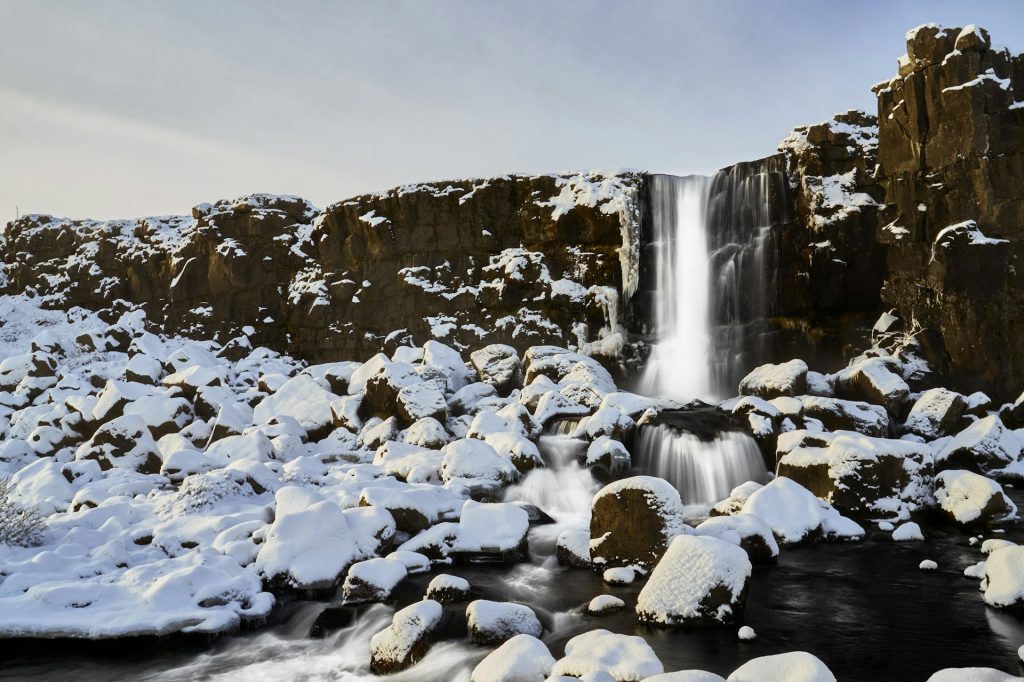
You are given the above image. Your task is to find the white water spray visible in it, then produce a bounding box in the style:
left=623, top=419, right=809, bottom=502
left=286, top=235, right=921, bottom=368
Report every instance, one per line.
left=640, top=175, right=713, bottom=401
left=633, top=425, right=768, bottom=506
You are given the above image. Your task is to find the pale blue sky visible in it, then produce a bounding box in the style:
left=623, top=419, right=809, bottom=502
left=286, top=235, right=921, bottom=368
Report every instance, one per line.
left=1, top=0, right=1022, bottom=220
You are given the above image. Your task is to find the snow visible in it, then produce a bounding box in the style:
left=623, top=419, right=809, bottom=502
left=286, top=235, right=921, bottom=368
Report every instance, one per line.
left=550, top=629, right=664, bottom=681
left=342, top=557, right=407, bottom=601
left=935, top=470, right=1015, bottom=524
left=471, top=633, right=555, bottom=682
left=740, top=476, right=862, bottom=544
left=588, top=594, right=626, bottom=613
left=252, top=374, right=337, bottom=435
left=441, top=438, right=519, bottom=485
left=727, top=652, right=836, bottom=682
left=738, top=626, right=757, bottom=640
left=255, top=487, right=356, bottom=588
left=919, top=559, right=938, bottom=571
left=467, top=599, right=543, bottom=642
left=636, top=534, right=751, bottom=625
left=892, top=521, right=924, bottom=541
left=983, top=545, right=1024, bottom=609
left=603, top=566, right=637, bottom=585
left=455, top=500, right=529, bottom=553
left=936, top=416, right=1021, bottom=472
left=738, top=359, right=807, bottom=398
left=694, top=513, right=780, bottom=560
left=927, top=670, right=1023, bottom=682
left=369, top=599, right=443, bottom=667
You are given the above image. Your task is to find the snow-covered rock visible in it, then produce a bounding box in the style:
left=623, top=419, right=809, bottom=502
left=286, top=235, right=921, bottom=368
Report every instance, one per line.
left=800, top=396, right=889, bottom=437
left=556, top=529, right=592, bottom=568
left=587, top=594, right=626, bottom=615
left=904, top=388, right=967, bottom=438
left=831, top=356, right=910, bottom=412
left=738, top=359, right=808, bottom=399
left=934, top=470, right=1016, bottom=526
left=441, top=438, right=519, bottom=487
left=425, top=573, right=471, bottom=603
left=341, top=557, right=407, bottom=602
left=927, top=669, right=1023, bottom=682
left=255, top=487, right=356, bottom=590
left=935, top=416, right=1021, bottom=474
left=369, top=599, right=444, bottom=674
left=740, top=476, right=864, bottom=543
left=454, top=500, right=529, bottom=558
left=396, top=381, right=448, bottom=424
left=590, top=476, right=688, bottom=569
left=584, top=436, right=631, bottom=479
left=549, top=629, right=664, bottom=680
left=636, top=534, right=752, bottom=626
left=252, top=374, right=337, bottom=438
left=983, top=545, right=1024, bottom=612
left=694, top=513, right=780, bottom=563
left=471, top=633, right=554, bottom=682
left=727, top=652, right=836, bottom=682
left=466, top=599, right=543, bottom=644
left=470, top=344, right=523, bottom=396
left=775, top=429, right=933, bottom=519
left=892, top=521, right=924, bottom=541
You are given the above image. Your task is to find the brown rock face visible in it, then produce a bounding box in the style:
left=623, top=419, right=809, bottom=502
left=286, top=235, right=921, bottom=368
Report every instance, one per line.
left=873, top=25, right=1024, bottom=398
left=2, top=174, right=640, bottom=368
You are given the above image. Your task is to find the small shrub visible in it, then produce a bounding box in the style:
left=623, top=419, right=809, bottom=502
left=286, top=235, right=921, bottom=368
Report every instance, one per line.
left=0, top=477, right=45, bottom=547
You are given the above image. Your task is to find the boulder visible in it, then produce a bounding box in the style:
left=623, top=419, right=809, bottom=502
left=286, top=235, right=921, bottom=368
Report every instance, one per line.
left=775, top=430, right=934, bottom=519
left=252, top=374, right=337, bottom=439
left=556, top=529, right=592, bottom=568
left=738, top=359, right=808, bottom=399
left=369, top=600, right=444, bottom=674
left=801, top=396, right=889, bottom=437
left=341, top=558, right=407, bottom=603
left=584, top=436, right=631, bottom=479
left=396, top=381, right=448, bottom=424
left=425, top=574, right=471, bottom=603
left=982, top=545, right=1024, bottom=613
left=587, top=594, right=626, bottom=616
left=635, top=535, right=752, bottom=626
left=727, top=652, right=836, bottom=682
left=934, top=416, right=1021, bottom=474
left=471, top=634, right=555, bottom=682
left=740, top=476, right=864, bottom=544
left=903, top=388, right=967, bottom=438
left=549, top=629, right=664, bottom=680
left=589, top=476, right=688, bottom=569
left=441, top=438, right=519, bottom=487
left=470, top=344, right=523, bottom=395
left=466, top=600, right=543, bottom=645
left=361, top=361, right=419, bottom=420
left=693, top=513, right=780, bottom=563
left=830, top=357, right=910, bottom=413
left=934, top=470, right=1016, bottom=526
left=453, top=500, right=529, bottom=561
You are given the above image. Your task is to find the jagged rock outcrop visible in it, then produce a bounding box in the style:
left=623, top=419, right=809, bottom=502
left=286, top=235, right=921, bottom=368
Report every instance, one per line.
left=1, top=173, right=641, bottom=368
left=873, top=24, right=1024, bottom=398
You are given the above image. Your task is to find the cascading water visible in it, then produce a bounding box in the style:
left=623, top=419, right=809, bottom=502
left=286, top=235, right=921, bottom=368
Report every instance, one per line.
left=632, top=425, right=768, bottom=506
left=640, top=175, right=713, bottom=400
left=641, top=161, right=787, bottom=400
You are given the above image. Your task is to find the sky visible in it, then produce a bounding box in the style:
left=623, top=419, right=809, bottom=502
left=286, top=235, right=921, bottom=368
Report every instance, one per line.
left=1, top=0, right=1022, bottom=221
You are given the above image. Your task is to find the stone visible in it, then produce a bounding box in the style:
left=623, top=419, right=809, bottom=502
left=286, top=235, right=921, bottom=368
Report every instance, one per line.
left=369, top=600, right=444, bottom=674
left=801, top=396, right=889, bottom=437
left=934, top=415, right=1021, bottom=474
left=738, top=360, right=808, bottom=399
left=589, top=476, right=688, bottom=570
left=934, top=469, right=1016, bottom=526
left=903, top=388, right=967, bottom=437
left=775, top=430, right=934, bottom=520
left=466, top=600, right=543, bottom=645
left=470, top=344, right=523, bottom=396
left=635, top=535, right=752, bottom=626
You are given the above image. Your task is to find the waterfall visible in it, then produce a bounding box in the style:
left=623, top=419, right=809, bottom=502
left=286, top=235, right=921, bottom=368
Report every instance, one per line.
left=640, top=175, right=713, bottom=400
left=632, top=425, right=767, bottom=506
left=641, top=160, right=787, bottom=400
left=503, top=424, right=598, bottom=522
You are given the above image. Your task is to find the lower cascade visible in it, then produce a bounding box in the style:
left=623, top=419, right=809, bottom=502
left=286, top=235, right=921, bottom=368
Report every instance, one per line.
left=632, top=425, right=768, bottom=506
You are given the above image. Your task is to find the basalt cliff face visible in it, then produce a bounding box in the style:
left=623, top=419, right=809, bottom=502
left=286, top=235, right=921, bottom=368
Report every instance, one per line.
left=1, top=174, right=642, bottom=369
left=2, top=24, right=1022, bottom=398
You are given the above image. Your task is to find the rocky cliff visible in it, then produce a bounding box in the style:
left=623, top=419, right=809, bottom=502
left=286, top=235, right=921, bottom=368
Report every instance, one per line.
left=1, top=173, right=641, bottom=369
left=873, top=24, right=1024, bottom=398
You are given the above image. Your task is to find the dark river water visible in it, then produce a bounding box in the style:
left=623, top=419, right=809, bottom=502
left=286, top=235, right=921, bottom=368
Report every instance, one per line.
left=4, top=486, right=1024, bottom=681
